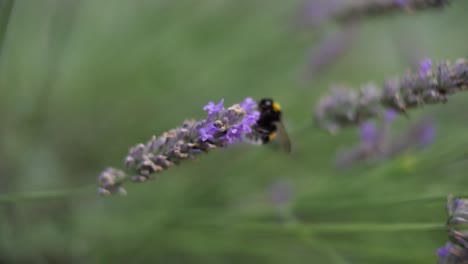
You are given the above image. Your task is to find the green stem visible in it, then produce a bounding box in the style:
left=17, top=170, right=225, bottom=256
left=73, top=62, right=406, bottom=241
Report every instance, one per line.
left=0, top=184, right=95, bottom=203
left=230, top=222, right=445, bottom=233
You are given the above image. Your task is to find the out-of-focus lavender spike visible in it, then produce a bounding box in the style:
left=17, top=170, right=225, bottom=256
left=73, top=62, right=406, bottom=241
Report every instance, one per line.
left=336, top=114, right=435, bottom=168
left=438, top=195, right=468, bottom=263
left=314, top=84, right=382, bottom=133
left=296, top=0, right=342, bottom=28
left=305, top=23, right=358, bottom=77
left=315, top=58, right=468, bottom=133
left=97, top=98, right=260, bottom=195
left=297, top=0, right=451, bottom=27
left=335, top=0, right=451, bottom=23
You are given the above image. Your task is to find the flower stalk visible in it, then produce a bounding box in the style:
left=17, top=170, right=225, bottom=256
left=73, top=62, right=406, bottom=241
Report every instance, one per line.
left=97, top=98, right=259, bottom=195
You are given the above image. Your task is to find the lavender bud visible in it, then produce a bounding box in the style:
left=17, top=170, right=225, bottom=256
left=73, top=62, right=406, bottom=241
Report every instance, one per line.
left=97, top=167, right=127, bottom=196
left=448, top=197, right=468, bottom=225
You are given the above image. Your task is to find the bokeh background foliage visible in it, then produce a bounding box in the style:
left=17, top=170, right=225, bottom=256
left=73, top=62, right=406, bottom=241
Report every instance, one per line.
left=1, top=0, right=468, bottom=263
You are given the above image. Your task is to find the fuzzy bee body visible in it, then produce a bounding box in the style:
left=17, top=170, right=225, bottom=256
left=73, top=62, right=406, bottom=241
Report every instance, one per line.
left=245, top=98, right=291, bottom=152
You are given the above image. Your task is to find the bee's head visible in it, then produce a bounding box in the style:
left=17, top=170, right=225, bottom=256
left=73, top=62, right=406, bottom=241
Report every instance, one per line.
left=259, top=98, right=281, bottom=113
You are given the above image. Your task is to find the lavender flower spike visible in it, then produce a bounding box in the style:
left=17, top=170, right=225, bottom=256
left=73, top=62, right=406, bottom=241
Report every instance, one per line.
left=314, top=58, right=468, bottom=133
left=97, top=98, right=260, bottom=195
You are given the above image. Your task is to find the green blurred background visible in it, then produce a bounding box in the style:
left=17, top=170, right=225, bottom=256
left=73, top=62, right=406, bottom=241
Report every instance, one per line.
left=1, top=0, right=468, bottom=263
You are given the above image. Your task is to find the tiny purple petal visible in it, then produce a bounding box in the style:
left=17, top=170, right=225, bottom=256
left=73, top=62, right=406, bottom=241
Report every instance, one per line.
left=203, top=102, right=215, bottom=111
left=198, top=123, right=218, bottom=142
left=203, top=98, right=225, bottom=118
left=419, top=58, right=432, bottom=78
left=225, top=125, right=244, bottom=144
left=360, top=121, right=377, bottom=145
left=455, top=199, right=462, bottom=208
left=436, top=242, right=451, bottom=258
left=239, top=97, right=257, bottom=115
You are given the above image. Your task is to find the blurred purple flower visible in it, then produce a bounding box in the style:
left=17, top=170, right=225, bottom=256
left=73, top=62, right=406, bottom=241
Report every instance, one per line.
left=203, top=98, right=224, bottom=119
left=384, top=109, right=397, bottom=122
left=419, top=58, right=433, bottom=78
left=360, top=121, right=378, bottom=146
left=418, top=120, right=435, bottom=147
left=436, top=242, right=451, bottom=258
left=298, top=0, right=342, bottom=27
left=394, top=0, right=407, bottom=7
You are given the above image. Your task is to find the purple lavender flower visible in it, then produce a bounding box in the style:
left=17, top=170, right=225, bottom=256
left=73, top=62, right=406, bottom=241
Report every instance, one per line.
left=198, top=122, right=218, bottom=142
left=240, top=98, right=261, bottom=121
left=239, top=97, right=256, bottom=114
left=203, top=98, right=224, bottom=119
left=419, top=58, right=433, bottom=78
left=198, top=98, right=259, bottom=145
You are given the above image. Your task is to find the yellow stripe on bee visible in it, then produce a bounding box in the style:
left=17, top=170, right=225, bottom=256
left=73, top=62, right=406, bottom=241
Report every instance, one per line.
left=268, top=132, right=276, bottom=141
left=272, top=102, right=281, bottom=112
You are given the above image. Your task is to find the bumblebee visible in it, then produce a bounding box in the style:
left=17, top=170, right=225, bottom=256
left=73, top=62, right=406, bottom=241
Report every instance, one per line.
left=245, top=98, right=291, bottom=152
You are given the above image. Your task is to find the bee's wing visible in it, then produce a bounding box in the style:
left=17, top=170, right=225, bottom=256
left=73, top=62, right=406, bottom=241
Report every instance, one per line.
left=275, top=120, right=291, bottom=153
